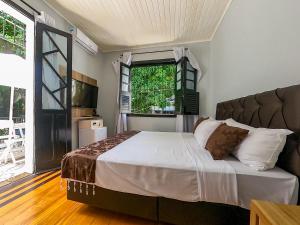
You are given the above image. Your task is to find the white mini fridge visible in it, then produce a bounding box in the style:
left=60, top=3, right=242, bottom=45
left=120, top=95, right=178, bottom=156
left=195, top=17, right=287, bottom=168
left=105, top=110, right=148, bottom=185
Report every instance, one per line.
left=79, top=126, right=107, bottom=147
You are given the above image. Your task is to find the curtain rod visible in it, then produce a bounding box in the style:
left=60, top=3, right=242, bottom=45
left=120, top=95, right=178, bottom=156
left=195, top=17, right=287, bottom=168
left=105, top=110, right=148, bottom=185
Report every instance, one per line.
left=20, top=0, right=41, bottom=15
left=121, top=48, right=188, bottom=56
left=132, top=49, right=173, bottom=55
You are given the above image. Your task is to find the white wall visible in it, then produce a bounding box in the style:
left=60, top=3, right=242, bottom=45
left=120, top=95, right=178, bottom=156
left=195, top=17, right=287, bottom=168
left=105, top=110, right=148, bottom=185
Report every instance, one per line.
left=210, top=0, right=300, bottom=114
left=128, top=117, right=176, bottom=132
left=100, top=43, right=210, bottom=135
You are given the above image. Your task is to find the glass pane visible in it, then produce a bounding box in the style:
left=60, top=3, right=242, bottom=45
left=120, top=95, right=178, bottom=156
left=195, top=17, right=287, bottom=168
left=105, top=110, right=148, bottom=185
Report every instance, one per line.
left=41, top=29, right=68, bottom=110
left=0, top=85, right=11, bottom=120
left=43, top=31, right=57, bottom=53
left=187, top=61, right=194, bottom=71
left=42, top=59, right=66, bottom=92
left=130, top=63, right=176, bottom=115
left=0, top=13, right=3, bottom=36
left=177, top=72, right=181, bottom=81
left=15, top=26, right=25, bottom=46
left=54, top=88, right=66, bottom=108
left=186, top=80, right=194, bottom=90
left=44, top=31, right=67, bottom=58
left=4, top=19, right=13, bottom=40
left=122, top=66, right=129, bottom=75
left=176, top=63, right=181, bottom=72
left=122, top=75, right=129, bottom=84
left=176, top=81, right=181, bottom=90
left=42, top=86, right=62, bottom=110
left=0, top=10, right=26, bottom=58
left=44, top=51, right=67, bottom=78
left=13, top=88, right=26, bottom=123
left=122, top=83, right=128, bottom=92
left=186, top=71, right=195, bottom=80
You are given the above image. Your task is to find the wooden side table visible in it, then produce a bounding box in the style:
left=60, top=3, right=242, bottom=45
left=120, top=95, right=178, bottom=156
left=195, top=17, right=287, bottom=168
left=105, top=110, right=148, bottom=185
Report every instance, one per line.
left=250, top=200, right=300, bottom=225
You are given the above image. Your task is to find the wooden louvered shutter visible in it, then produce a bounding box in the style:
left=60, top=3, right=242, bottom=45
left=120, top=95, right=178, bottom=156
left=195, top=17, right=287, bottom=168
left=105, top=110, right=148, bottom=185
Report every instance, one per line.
left=175, top=57, right=199, bottom=115
left=119, top=63, right=131, bottom=113
left=175, top=58, right=184, bottom=114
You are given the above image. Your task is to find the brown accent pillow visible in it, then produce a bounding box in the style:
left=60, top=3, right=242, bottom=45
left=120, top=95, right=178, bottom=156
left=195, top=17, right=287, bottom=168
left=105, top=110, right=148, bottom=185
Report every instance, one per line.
left=193, top=117, right=209, bottom=133
left=205, top=123, right=249, bottom=160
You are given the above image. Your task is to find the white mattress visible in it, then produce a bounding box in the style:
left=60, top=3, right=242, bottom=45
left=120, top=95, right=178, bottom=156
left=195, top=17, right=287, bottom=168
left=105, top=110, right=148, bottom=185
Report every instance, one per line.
left=95, top=131, right=298, bottom=209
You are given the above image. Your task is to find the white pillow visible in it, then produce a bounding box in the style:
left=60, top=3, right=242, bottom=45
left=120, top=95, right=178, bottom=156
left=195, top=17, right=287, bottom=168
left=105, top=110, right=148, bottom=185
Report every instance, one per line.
left=225, top=118, right=255, bottom=131
left=194, top=118, right=222, bottom=148
left=226, top=119, right=293, bottom=170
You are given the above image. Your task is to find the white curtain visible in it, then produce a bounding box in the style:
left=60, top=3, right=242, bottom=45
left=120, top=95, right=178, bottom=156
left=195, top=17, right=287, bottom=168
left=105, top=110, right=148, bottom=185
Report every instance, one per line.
left=112, top=52, right=132, bottom=134
left=176, top=115, right=198, bottom=132
left=173, top=47, right=201, bottom=132
left=173, top=47, right=202, bottom=82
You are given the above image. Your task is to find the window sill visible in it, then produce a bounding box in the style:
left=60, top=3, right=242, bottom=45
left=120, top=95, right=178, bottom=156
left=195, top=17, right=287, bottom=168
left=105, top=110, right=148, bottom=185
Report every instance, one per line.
left=127, top=113, right=177, bottom=118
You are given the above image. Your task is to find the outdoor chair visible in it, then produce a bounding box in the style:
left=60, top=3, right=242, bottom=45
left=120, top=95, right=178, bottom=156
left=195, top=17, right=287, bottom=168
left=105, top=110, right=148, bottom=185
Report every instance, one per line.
left=0, top=120, right=25, bottom=165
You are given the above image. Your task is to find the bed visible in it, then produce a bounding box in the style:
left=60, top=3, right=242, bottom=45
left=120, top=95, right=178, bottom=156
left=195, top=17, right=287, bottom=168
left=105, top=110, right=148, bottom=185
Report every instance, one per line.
left=63, top=84, right=300, bottom=225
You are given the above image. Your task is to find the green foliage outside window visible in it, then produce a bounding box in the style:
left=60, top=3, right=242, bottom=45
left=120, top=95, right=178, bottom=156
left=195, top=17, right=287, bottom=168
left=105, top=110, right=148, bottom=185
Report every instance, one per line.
left=0, top=85, right=26, bottom=136
left=0, top=85, right=11, bottom=120
left=0, top=10, right=26, bottom=58
left=13, top=88, right=26, bottom=122
left=0, top=85, right=11, bottom=137
left=131, top=64, right=176, bottom=114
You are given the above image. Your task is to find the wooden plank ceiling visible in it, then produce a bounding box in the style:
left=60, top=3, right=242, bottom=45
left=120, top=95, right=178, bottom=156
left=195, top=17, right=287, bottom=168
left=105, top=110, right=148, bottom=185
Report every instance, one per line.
left=45, top=0, right=232, bottom=52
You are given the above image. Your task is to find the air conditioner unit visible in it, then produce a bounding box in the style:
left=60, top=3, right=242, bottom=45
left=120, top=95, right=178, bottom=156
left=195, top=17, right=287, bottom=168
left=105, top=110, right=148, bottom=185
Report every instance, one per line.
left=71, top=27, right=98, bottom=55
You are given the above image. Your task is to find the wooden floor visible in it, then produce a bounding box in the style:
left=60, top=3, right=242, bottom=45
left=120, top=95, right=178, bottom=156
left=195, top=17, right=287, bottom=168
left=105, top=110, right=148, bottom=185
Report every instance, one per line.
left=0, top=170, right=160, bottom=225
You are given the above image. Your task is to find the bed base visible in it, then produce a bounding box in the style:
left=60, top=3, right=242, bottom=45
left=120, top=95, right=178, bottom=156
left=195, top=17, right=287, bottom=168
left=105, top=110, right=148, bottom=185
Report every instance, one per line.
left=67, top=183, right=249, bottom=225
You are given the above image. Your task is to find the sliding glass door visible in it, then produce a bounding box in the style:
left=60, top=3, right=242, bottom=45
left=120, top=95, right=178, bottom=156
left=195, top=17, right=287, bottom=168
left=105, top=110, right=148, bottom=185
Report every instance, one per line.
left=0, top=0, right=34, bottom=178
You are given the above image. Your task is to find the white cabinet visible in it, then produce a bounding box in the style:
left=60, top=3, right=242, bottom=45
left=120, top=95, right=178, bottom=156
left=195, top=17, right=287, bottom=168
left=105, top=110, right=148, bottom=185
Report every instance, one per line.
left=79, top=126, right=107, bottom=147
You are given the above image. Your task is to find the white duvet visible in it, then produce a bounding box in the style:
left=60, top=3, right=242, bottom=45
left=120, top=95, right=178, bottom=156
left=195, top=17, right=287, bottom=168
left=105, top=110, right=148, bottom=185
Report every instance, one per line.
left=96, top=131, right=238, bottom=205
left=95, top=131, right=298, bottom=209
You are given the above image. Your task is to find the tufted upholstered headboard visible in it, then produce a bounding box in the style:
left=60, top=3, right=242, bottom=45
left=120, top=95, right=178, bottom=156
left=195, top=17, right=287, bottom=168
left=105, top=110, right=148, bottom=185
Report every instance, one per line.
left=216, top=84, right=300, bottom=179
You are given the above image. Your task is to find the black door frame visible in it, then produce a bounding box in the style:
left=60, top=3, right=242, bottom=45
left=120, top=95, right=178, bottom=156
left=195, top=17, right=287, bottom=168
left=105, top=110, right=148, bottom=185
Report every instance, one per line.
left=34, top=22, right=72, bottom=173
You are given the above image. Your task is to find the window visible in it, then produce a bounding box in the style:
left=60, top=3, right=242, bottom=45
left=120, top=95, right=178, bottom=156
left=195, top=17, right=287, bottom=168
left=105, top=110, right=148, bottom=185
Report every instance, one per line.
left=130, top=62, right=176, bottom=115
left=0, top=85, right=11, bottom=120
left=13, top=87, right=26, bottom=123
left=0, top=85, right=26, bottom=136
left=0, top=85, right=26, bottom=122
left=119, top=58, right=199, bottom=116
left=0, top=10, right=26, bottom=58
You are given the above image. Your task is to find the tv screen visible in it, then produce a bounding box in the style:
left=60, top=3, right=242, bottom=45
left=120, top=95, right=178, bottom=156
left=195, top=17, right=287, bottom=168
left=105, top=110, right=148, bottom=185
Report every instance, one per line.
left=72, top=79, right=98, bottom=108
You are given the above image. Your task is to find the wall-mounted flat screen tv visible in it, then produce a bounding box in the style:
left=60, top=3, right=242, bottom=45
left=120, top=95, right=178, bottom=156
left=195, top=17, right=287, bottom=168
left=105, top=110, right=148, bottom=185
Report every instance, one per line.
left=72, top=79, right=98, bottom=108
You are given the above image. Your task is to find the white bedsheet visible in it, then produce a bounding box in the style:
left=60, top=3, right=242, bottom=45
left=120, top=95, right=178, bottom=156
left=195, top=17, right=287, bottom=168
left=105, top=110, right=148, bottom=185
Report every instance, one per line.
left=95, top=131, right=298, bottom=209
left=227, top=158, right=299, bottom=208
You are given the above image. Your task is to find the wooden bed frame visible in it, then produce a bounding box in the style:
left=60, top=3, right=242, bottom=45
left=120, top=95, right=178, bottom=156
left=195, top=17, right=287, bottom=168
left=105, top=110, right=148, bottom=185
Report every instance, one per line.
left=67, top=84, right=300, bottom=225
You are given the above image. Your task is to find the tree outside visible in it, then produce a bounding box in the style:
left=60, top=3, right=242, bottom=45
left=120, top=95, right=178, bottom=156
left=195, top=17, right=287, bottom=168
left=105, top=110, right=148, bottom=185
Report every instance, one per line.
left=0, top=10, right=26, bottom=58
left=13, top=88, right=26, bottom=122
left=131, top=64, right=176, bottom=114
left=0, top=85, right=26, bottom=136
left=0, top=85, right=11, bottom=120
left=0, top=10, right=26, bottom=136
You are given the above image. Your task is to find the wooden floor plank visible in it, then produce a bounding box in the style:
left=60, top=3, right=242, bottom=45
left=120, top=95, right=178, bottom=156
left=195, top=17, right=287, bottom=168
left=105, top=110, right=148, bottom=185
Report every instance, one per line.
left=0, top=175, right=64, bottom=223
left=0, top=170, right=55, bottom=195
left=0, top=171, right=164, bottom=225
left=0, top=171, right=59, bottom=205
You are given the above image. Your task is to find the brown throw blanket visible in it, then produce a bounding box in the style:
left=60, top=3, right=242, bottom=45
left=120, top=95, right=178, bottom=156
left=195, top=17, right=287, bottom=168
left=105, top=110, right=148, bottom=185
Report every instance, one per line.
left=61, top=130, right=140, bottom=183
